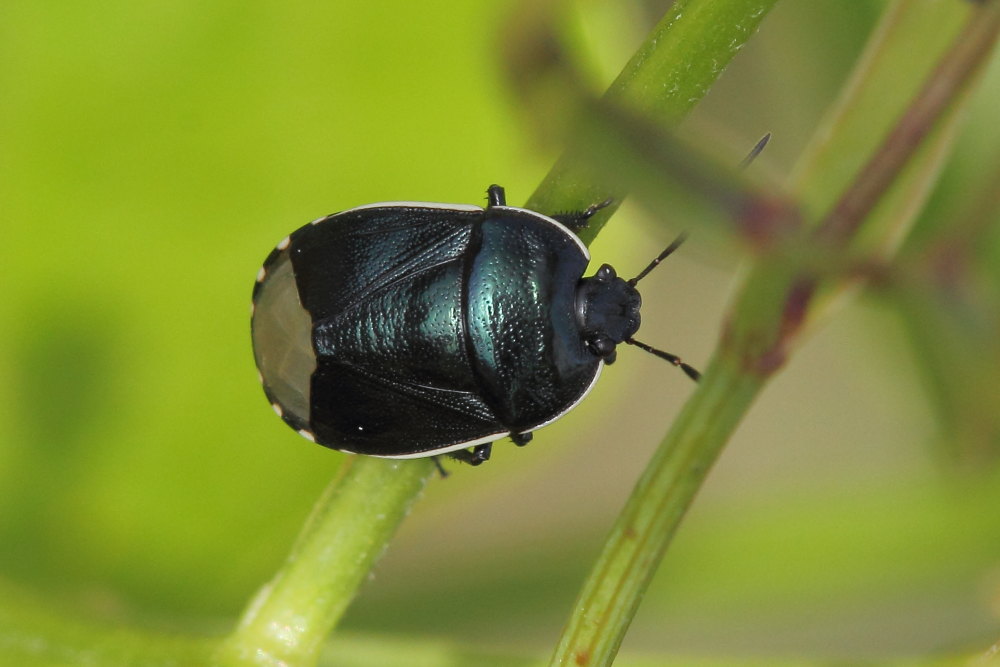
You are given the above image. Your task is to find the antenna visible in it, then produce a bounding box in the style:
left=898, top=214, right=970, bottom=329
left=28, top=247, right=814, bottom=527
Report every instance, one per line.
left=739, top=132, right=771, bottom=169
left=625, top=338, right=701, bottom=381
left=623, top=134, right=771, bottom=381
left=622, top=233, right=702, bottom=381
left=627, top=233, right=687, bottom=286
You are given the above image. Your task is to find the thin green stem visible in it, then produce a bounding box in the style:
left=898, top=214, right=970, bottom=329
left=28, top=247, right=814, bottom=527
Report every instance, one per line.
left=550, top=355, right=764, bottom=666
left=549, top=2, right=1000, bottom=665
left=215, top=456, right=434, bottom=666
left=816, top=1, right=1000, bottom=244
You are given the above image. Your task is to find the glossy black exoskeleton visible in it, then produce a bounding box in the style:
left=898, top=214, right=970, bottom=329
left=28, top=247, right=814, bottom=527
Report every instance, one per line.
left=251, top=185, right=696, bottom=465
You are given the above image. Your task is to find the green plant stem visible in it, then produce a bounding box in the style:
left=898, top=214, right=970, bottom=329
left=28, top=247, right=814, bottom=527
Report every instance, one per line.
left=816, top=0, right=1000, bottom=244
left=215, top=456, right=434, bottom=666
left=549, top=2, right=1000, bottom=665
left=217, top=3, right=779, bottom=665
left=550, top=354, right=764, bottom=666
left=524, top=0, right=779, bottom=242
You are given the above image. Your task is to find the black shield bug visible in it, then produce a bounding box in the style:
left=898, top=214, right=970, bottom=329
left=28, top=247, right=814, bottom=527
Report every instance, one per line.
left=251, top=185, right=697, bottom=465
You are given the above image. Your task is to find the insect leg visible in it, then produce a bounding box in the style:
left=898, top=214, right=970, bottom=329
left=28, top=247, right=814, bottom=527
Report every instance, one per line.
left=486, top=184, right=506, bottom=207
left=551, top=198, right=614, bottom=232
left=448, top=443, right=493, bottom=466
left=511, top=432, right=533, bottom=447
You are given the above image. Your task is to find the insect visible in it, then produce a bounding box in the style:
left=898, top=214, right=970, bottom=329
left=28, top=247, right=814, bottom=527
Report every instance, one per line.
left=251, top=185, right=697, bottom=465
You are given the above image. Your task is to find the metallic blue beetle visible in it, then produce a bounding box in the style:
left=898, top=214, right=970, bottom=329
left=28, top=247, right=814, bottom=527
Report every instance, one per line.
left=251, top=185, right=695, bottom=465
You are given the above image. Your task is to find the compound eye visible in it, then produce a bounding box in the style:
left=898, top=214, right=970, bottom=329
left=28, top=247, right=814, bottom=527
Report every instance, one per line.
left=586, top=334, right=616, bottom=358
left=595, top=264, right=617, bottom=281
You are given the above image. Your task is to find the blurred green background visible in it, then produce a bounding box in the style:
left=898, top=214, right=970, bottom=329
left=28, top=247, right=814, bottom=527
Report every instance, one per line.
left=1, top=0, right=998, bottom=662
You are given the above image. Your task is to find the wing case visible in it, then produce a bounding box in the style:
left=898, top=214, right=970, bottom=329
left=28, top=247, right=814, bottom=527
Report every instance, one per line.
left=288, top=205, right=507, bottom=456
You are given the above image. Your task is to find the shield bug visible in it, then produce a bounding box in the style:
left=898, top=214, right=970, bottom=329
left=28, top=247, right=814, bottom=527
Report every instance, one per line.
left=251, top=185, right=696, bottom=465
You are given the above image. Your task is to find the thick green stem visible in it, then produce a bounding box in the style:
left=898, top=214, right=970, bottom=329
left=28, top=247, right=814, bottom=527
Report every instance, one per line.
left=524, top=0, right=779, bottom=240
left=215, top=457, right=434, bottom=666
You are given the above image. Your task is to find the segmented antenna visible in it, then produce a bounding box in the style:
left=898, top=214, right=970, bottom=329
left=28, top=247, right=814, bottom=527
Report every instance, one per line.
left=627, top=233, right=687, bottom=287
left=623, top=134, right=771, bottom=382
left=739, top=132, right=771, bottom=169
left=625, top=338, right=702, bottom=381
left=623, top=234, right=701, bottom=382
